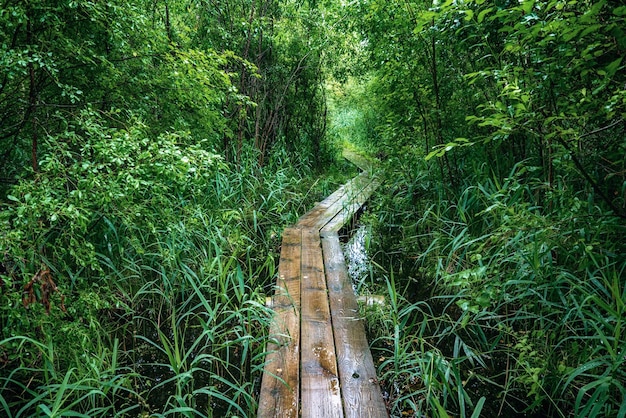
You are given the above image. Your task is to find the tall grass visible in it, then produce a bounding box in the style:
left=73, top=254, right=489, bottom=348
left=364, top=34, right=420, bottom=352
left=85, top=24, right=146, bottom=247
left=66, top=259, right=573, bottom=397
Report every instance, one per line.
left=360, top=266, right=486, bottom=418
left=360, top=159, right=626, bottom=417
left=0, top=145, right=340, bottom=416
left=0, top=335, right=140, bottom=417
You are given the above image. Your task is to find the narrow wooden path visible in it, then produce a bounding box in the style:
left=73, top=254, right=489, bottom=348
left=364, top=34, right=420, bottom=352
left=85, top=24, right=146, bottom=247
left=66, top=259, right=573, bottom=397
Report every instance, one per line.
left=258, top=151, right=388, bottom=418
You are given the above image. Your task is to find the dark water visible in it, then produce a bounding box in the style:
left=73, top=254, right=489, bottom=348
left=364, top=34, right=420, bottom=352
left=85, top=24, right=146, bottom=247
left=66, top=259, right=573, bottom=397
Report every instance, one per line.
left=130, top=321, right=242, bottom=416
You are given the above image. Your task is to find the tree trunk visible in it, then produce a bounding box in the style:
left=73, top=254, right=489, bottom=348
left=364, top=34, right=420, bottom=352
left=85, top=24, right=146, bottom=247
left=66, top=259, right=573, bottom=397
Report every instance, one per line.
left=27, top=13, right=38, bottom=173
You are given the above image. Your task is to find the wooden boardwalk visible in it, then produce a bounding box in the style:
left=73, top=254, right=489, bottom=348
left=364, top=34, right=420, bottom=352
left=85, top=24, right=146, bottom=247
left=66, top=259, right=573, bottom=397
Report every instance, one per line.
left=258, top=152, right=388, bottom=418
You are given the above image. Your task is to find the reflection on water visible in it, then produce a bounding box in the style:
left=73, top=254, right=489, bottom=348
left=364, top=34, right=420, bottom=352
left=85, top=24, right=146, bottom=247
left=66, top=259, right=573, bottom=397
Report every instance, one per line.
left=342, top=225, right=369, bottom=290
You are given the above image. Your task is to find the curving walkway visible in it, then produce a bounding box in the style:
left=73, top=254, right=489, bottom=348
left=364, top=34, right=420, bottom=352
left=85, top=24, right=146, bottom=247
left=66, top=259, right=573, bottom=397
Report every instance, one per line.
left=257, top=151, right=388, bottom=418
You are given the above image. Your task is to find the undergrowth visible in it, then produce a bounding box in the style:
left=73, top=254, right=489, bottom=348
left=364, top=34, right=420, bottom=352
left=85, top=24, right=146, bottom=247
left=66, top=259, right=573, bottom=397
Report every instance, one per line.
left=359, top=160, right=626, bottom=417
left=0, top=111, right=345, bottom=417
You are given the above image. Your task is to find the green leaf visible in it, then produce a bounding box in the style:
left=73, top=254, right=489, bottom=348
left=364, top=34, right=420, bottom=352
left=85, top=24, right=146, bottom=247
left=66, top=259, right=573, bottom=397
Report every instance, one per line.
left=562, top=27, right=583, bottom=42
left=425, top=146, right=445, bottom=161
left=521, top=0, right=535, bottom=14
left=562, top=360, right=605, bottom=392
left=471, top=397, right=486, bottom=418
left=6, top=195, right=19, bottom=202
left=580, top=24, right=603, bottom=38
left=575, top=379, right=610, bottom=416
left=478, top=7, right=493, bottom=23
left=60, top=412, right=91, bottom=417
left=618, top=398, right=626, bottom=418
left=614, top=6, right=626, bottom=16
left=605, top=57, right=623, bottom=78
left=456, top=299, right=480, bottom=313
left=430, top=395, right=450, bottom=418
left=38, top=404, right=53, bottom=416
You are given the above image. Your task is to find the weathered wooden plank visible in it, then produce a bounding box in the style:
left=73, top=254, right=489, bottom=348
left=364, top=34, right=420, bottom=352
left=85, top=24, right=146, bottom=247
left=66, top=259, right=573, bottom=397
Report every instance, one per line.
left=258, top=228, right=302, bottom=418
left=342, top=150, right=376, bottom=172
left=300, top=229, right=344, bottom=418
left=321, top=178, right=381, bottom=233
left=299, top=172, right=372, bottom=230
left=321, top=232, right=388, bottom=418
left=259, top=151, right=385, bottom=418
left=296, top=178, right=356, bottom=229
left=310, top=174, right=372, bottom=230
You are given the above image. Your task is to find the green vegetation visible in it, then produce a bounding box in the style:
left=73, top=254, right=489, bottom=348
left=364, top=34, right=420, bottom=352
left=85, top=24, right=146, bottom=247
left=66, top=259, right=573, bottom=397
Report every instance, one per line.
left=337, top=0, right=626, bottom=416
left=0, top=1, right=337, bottom=416
left=1, top=0, right=625, bottom=417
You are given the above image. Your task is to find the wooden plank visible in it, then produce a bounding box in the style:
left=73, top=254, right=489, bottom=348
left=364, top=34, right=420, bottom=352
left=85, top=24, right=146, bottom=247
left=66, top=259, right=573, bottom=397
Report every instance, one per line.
left=300, top=229, right=344, bottom=418
left=321, top=178, right=381, bottom=233
left=309, top=174, right=372, bottom=230
left=298, top=172, right=372, bottom=230
left=258, top=150, right=384, bottom=418
left=258, top=228, right=302, bottom=418
left=342, top=150, right=375, bottom=172
left=296, top=178, right=356, bottom=229
left=321, top=232, right=388, bottom=418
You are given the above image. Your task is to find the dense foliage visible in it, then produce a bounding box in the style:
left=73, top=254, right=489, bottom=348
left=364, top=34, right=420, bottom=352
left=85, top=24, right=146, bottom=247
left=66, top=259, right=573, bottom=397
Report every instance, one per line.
left=339, top=0, right=626, bottom=416
left=0, top=1, right=335, bottom=416
left=2, top=0, right=625, bottom=417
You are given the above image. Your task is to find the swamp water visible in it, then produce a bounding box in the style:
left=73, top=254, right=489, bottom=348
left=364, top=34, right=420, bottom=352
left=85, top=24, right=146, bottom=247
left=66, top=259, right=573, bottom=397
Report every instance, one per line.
left=342, top=224, right=371, bottom=288
left=130, top=323, right=241, bottom=416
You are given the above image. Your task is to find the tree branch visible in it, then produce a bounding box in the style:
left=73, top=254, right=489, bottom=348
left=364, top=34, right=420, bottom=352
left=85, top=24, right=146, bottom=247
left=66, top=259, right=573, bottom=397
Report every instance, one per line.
left=578, top=118, right=624, bottom=139
left=556, top=135, right=626, bottom=219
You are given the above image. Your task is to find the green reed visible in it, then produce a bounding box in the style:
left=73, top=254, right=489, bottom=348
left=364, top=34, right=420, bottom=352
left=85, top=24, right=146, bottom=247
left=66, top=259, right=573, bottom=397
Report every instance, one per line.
left=361, top=158, right=626, bottom=417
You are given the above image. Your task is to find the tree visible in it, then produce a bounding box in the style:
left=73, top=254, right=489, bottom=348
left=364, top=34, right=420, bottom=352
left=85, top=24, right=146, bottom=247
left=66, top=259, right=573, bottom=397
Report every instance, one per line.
left=340, top=0, right=626, bottom=415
